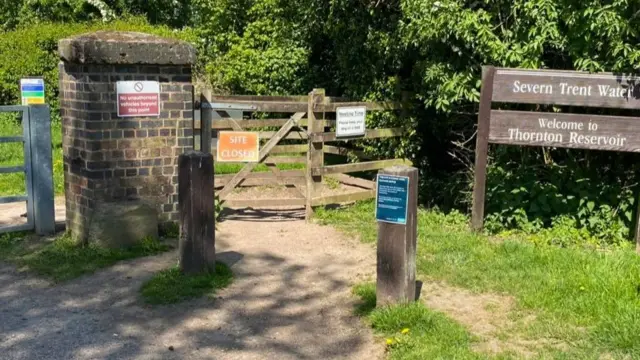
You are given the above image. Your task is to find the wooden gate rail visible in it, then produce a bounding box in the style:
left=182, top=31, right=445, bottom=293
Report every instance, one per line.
left=311, top=190, right=376, bottom=206
left=323, top=145, right=371, bottom=160
left=212, top=155, right=306, bottom=165
left=215, top=170, right=307, bottom=188
left=224, top=198, right=308, bottom=208
left=310, top=128, right=403, bottom=142
left=311, top=159, right=411, bottom=176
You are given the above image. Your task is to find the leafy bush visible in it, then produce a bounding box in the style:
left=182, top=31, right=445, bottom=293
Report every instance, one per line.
left=0, top=17, right=196, bottom=116
left=194, top=0, right=310, bottom=95
left=483, top=147, right=638, bottom=245
left=1, top=1, right=193, bottom=30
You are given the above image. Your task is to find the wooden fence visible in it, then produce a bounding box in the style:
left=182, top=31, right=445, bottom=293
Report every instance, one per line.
left=195, top=88, right=410, bottom=220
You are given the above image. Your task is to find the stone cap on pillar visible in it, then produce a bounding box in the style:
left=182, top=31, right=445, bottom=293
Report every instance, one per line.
left=59, top=31, right=195, bottom=65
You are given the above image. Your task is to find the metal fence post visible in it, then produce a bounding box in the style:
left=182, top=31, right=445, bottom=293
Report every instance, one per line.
left=29, top=105, right=55, bottom=235
left=201, top=90, right=213, bottom=154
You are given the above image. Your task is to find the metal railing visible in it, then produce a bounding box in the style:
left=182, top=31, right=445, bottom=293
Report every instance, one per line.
left=0, top=105, right=55, bottom=235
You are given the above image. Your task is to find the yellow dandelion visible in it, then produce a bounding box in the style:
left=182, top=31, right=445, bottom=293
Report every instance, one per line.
left=401, top=328, right=410, bottom=334
left=385, top=338, right=394, bottom=346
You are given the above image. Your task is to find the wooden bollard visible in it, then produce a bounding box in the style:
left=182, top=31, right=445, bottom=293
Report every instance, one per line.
left=178, top=150, right=216, bottom=274
left=375, top=165, right=418, bottom=307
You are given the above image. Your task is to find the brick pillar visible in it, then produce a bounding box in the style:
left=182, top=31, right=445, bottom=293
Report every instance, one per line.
left=58, top=31, right=195, bottom=242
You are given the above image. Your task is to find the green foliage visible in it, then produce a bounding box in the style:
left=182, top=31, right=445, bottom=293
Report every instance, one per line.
left=352, top=283, right=377, bottom=316
left=484, top=148, right=637, bottom=246
left=0, top=0, right=20, bottom=30
left=124, top=0, right=192, bottom=27
left=140, top=263, right=233, bottom=305
left=195, top=0, right=310, bottom=95
left=0, top=18, right=195, bottom=113
left=0, top=232, right=171, bottom=282
left=17, top=0, right=115, bottom=24
left=1, top=0, right=193, bottom=30
left=214, top=194, right=224, bottom=222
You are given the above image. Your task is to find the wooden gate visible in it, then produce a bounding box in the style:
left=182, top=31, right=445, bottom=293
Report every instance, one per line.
left=196, top=88, right=410, bottom=220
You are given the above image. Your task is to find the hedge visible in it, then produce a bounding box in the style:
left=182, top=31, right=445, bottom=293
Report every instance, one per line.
left=0, top=17, right=196, bottom=118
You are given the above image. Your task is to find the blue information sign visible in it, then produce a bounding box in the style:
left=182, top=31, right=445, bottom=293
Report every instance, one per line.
left=375, top=174, right=410, bottom=224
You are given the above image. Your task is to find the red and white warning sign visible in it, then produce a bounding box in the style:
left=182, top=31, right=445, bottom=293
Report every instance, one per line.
left=116, top=81, right=160, bottom=117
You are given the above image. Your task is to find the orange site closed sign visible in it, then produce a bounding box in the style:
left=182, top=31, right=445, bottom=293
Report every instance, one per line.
left=216, top=131, right=260, bottom=162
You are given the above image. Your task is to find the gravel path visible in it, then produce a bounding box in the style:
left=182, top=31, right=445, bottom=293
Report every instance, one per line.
left=0, top=207, right=382, bottom=360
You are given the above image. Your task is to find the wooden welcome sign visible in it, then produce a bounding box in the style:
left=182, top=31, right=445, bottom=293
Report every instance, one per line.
left=472, top=66, right=640, bottom=248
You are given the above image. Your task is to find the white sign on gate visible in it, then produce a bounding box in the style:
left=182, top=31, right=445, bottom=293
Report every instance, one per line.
left=336, top=106, right=366, bottom=137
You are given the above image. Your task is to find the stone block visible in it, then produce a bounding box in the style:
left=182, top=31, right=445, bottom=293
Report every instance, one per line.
left=87, top=201, right=159, bottom=248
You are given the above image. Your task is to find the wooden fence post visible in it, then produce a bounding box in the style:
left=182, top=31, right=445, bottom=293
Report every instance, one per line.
left=179, top=150, right=215, bottom=274
left=305, top=88, right=325, bottom=221
left=632, top=183, right=640, bottom=254
left=471, top=66, right=496, bottom=231
left=376, top=165, right=418, bottom=307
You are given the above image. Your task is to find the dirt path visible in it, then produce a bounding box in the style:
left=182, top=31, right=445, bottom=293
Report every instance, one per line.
left=0, top=197, right=66, bottom=227
left=0, top=206, right=383, bottom=360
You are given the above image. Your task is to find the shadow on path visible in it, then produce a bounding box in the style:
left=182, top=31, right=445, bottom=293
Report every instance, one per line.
left=0, top=213, right=380, bottom=360
left=219, top=207, right=305, bottom=223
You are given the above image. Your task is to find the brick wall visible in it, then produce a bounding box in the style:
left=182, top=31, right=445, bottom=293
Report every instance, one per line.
left=59, top=63, right=193, bottom=240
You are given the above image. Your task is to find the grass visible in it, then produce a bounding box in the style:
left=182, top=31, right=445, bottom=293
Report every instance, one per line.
left=140, top=263, right=233, bottom=305
left=0, top=231, right=171, bottom=282
left=315, top=201, right=640, bottom=359
left=215, top=161, right=304, bottom=174
left=0, top=113, right=64, bottom=196
left=352, top=283, right=491, bottom=359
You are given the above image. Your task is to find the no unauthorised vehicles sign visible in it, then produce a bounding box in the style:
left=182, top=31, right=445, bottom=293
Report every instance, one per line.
left=116, top=81, right=160, bottom=117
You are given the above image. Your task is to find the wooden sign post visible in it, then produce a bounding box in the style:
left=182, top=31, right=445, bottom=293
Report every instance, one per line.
left=376, top=165, right=418, bottom=307
left=472, top=66, right=640, bottom=253
left=179, top=150, right=216, bottom=274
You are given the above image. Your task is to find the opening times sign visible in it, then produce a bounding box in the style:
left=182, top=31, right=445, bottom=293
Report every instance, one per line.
left=336, top=106, right=366, bottom=137
left=116, top=81, right=160, bottom=117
